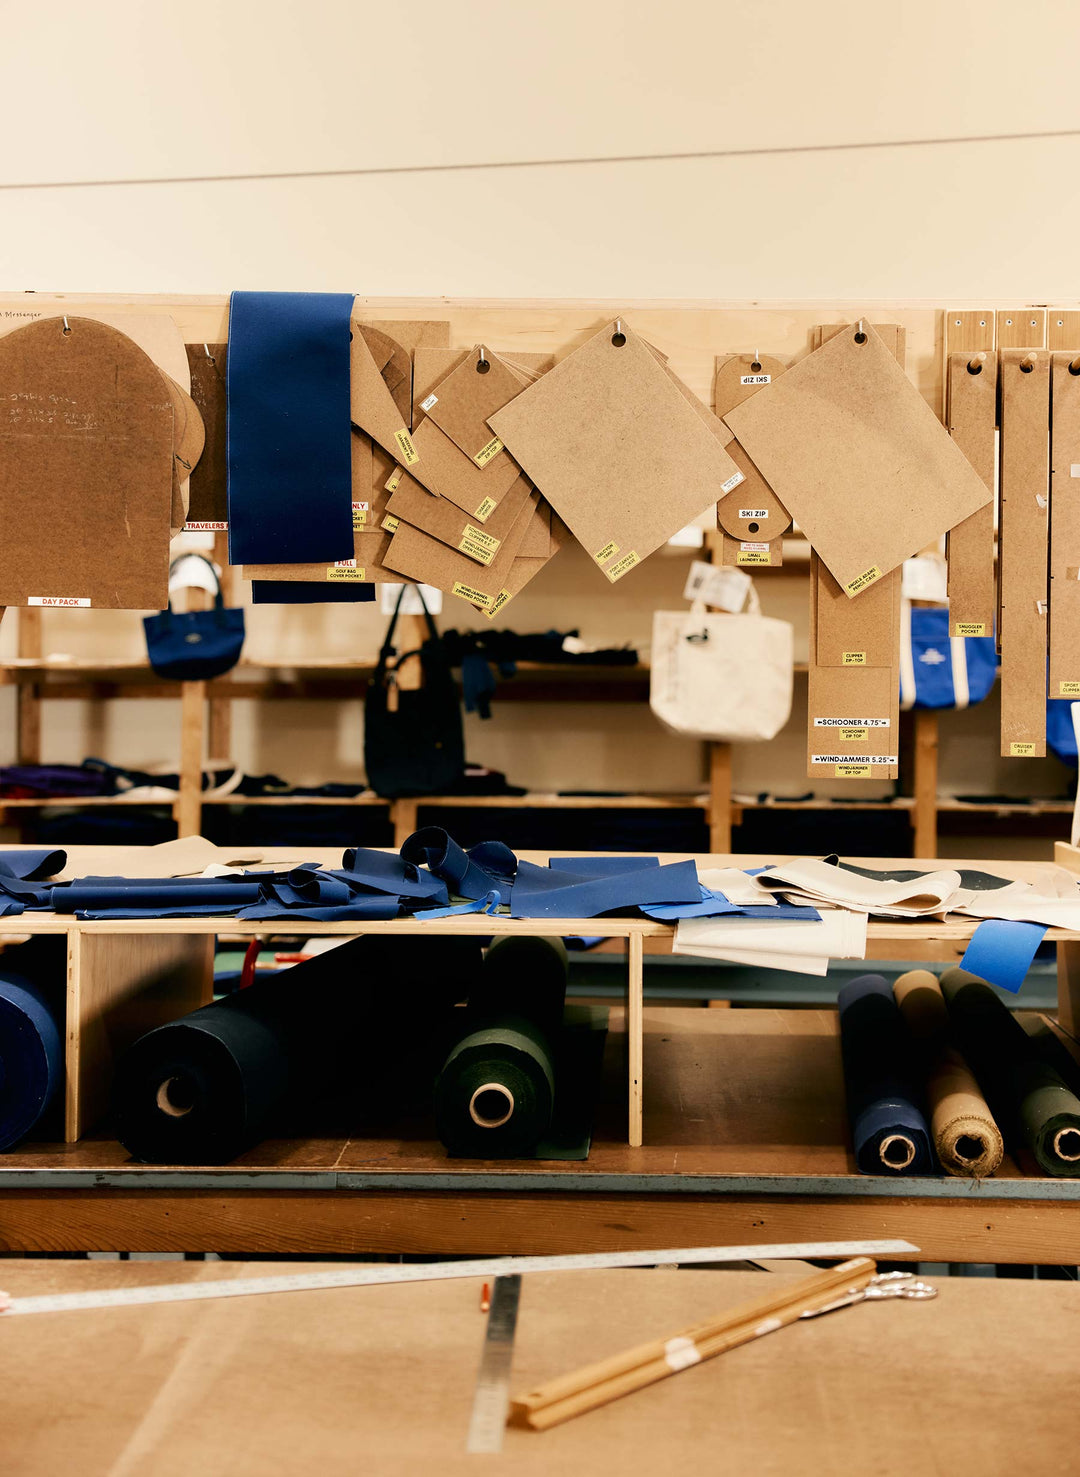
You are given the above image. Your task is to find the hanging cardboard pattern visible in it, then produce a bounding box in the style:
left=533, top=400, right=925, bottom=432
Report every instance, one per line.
left=945, top=351, right=997, bottom=637
left=0, top=316, right=173, bottom=609
left=998, top=348, right=1050, bottom=756
left=1049, top=351, right=1080, bottom=693
left=714, top=353, right=792, bottom=566
left=184, top=343, right=228, bottom=530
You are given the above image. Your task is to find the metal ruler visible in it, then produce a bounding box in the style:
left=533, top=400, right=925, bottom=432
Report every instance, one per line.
left=0, top=1240, right=916, bottom=1318
left=465, top=1275, right=521, bottom=1454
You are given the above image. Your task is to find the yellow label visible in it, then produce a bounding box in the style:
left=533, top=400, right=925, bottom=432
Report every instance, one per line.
left=844, top=565, right=883, bottom=597
left=842, top=651, right=866, bottom=666
left=954, top=622, right=987, bottom=637
left=452, top=580, right=492, bottom=606
left=736, top=550, right=771, bottom=565
left=352, top=502, right=369, bottom=529
left=381, top=514, right=399, bottom=533
left=837, top=727, right=868, bottom=742
left=1060, top=681, right=1080, bottom=695
left=473, top=436, right=503, bottom=467
left=836, top=763, right=872, bottom=778
left=485, top=588, right=512, bottom=620
left=474, top=496, right=497, bottom=522
left=326, top=566, right=366, bottom=582
left=386, top=468, right=403, bottom=493
left=393, top=428, right=419, bottom=466
left=606, top=550, right=640, bottom=583
left=458, top=524, right=500, bottom=565
left=594, top=540, right=620, bottom=565
left=1010, top=742, right=1036, bottom=756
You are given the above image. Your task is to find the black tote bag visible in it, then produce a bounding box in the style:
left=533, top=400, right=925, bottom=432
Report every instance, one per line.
left=364, top=587, right=465, bottom=799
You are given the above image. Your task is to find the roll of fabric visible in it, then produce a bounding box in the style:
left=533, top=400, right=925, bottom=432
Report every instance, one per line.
left=0, top=938, right=65, bottom=1150
left=433, top=1012, right=557, bottom=1158
left=893, top=969, right=1003, bottom=1177
left=836, top=973, right=934, bottom=1174
left=940, top=966, right=1080, bottom=1177
left=115, top=935, right=481, bottom=1163
left=470, top=935, right=569, bottom=1034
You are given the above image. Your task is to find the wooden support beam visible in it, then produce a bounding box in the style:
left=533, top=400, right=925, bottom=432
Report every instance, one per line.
left=912, top=709, right=939, bottom=858
left=176, top=681, right=207, bottom=837
left=708, top=742, right=732, bottom=852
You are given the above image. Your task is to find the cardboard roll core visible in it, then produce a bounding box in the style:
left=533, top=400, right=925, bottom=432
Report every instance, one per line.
left=469, top=1083, right=515, bottom=1128
left=879, top=1133, right=916, bottom=1170
left=156, top=1075, right=196, bottom=1118
left=1053, top=1127, right=1080, bottom=1162
left=954, top=1133, right=987, bottom=1164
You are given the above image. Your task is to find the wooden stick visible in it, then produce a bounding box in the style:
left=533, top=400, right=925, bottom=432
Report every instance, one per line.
left=511, top=1257, right=877, bottom=1431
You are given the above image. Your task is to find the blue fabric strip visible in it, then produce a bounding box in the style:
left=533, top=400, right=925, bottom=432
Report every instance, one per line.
left=508, top=859, right=700, bottom=920
left=237, top=895, right=401, bottom=922
left=227, top=291, right=356, bottom=564
left=0, top=849, right=66, bottom=881
left=52, top=877, right=263, bottom=913
left=960, top=919, right=1048, bottom=994
left=400, top=829, right=513, bottom=904
left=340, top=848, right=448, bottom=903
left=548, top=856, right=661, bottom=875
left=418, top=891, right=502, bottom=920
left=250, top=581, right=376, bottom=604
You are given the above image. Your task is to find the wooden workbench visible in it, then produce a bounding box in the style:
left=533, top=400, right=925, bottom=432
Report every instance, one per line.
left=1, top=1259, right=1074, bottom=1477
left=1, top=846, right=1079, bottom=1264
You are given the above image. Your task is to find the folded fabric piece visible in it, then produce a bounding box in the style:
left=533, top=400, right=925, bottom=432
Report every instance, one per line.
left=837, top=973, right=935, bottom=1175
left=0, top=763, right=112, bottom=798
left=958, top=886, right=1080, bottom=932
left=697, top=867, right=778, bottom=907
left=507, top=858, right=699, bottom=920
left=758, top=858, right=965, bottom=919
left=227, top=290, right=355, bottom=565
left=51, top=876, right=264, bottom=914
left=0, top=849, right=66, bottom=880
left=892, top=969, right=1004, bottom=1178
left=941, top=966, right=1080, bottom=1176
left=959, top=918, right=1048, bottom=994
left=642, top=884, right=821, bottom=922
left=236, top=895, right=401, bottom=922
left=673, top=907, right=866, bottom=976
left=833, top=860, right=1017, bottom=893
left=340, top=846, right=449, bottom=903
left=249, top=581, right=376, bottom=604
left=400, top=828, right=515, bottom=904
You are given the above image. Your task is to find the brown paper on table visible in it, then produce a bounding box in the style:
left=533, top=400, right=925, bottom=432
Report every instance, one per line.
left=0, top=315, right=173, bottom=610
left=946, top=352, right=997, bottom=638
left=386, top=470, right=533, bottom=565
left=184, top=343, right=228, bottom=529
left=489, top=319, right=744, bottom=583
left=242, top=433, right=398, bottom=583
left=893, top=969, right=1004, bottom=1177
left=714, top=354, right=792, bottom=559
left=424, top=347, right=525, bottom=465
left=384, top=490, right=540, bottom=608
left=999, top=349, right=1050, bottom=756
left=1050, top=353, right=1080, bottom=692
left=724, top=320, right=991, bottom=596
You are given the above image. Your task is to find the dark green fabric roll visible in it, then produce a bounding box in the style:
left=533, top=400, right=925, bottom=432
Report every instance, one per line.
left=434, top=1012, right=556, bottom=1157
left=940, top=966, right=1080, bottom=1177
left=471, top=935, right=569, bottom=1033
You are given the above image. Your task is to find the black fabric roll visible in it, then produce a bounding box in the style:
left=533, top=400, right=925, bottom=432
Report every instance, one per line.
left=836, top=973, right=934, bottom=1175
left=0, top=938, right=65, bottom=1150
left=470, top=935, right=569, bottom=1034
left=115, top=935, right=481, bottom=1163
left=941, top=966, right=1080, bottom=1177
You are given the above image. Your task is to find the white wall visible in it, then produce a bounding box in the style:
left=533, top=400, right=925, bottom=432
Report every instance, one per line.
left=1, top=1, right=1078, bottom=830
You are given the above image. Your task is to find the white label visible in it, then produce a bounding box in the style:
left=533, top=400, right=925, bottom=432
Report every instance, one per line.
left=720, top=472, right=745, bottom=493
left=28, top=595, right=90, bottom=607
left=663, top=1337, right=702, bottom=1372
left=182, top=520, right=228, bottom=532
left=740, top=541, right=768, bottom=551
left=1036, top=494, right=1049, bottom=509
left=740, top=373, right=771, bottom=385
left=334, top=559, right=357, bottom=569
left=352, top=501, right=370, bottom=512
left=814, top=717, right=891, bottom=728
left=738, top=509, right=768, bottom=520
left=1071, top=464, right=1080, bottom=477
left=683, top=560, right=752, bottom=613
left=420, top=392, right=439, bottom=411
left=812, top=753, right=898, bottom=765
left=1037, top=599, right=1048, bottom=615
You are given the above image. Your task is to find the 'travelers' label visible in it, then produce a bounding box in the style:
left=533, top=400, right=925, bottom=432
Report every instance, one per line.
left=28, top=595, right=90, bottom=607
left=183, top=520, right=228, bottom=532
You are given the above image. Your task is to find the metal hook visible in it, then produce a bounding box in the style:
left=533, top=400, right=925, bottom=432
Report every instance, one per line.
left=855, top=318, right=866, bottom=342
left=62, top=315, right=70, bottom=335
left=477, top=343, right=489, bottom=373
left=204, top=343, right=215, bottom=363
left=616, top=319, right=621, bottom=336
left=800, top=1271, right=937, bottom=1320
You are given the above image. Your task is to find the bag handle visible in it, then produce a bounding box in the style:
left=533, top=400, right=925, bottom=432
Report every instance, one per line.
left=689, top=574, right=761, bottom=618
left=167, top=554, right=224, bottom=612
left=375, top=584, right=439, bottom=681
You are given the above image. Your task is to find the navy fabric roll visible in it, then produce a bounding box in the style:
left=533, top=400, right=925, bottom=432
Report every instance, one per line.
left=227, top=291, right=356, bottom=565
left=250, top=581, right=375, bottom=604
left=837, top=973, right=934, bottom=1175
left=0, top=939, right=64, bottom=1150
left=51, top=876, right=263, bottom=914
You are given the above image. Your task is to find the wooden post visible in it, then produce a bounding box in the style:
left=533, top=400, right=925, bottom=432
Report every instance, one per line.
left=15, top=606, right=43, bottom=766
left=207, top=530, right=234, bottom=762
left=912, top=709, right=939, bottom=859
left=709, top=742, right=732, bottom=853
left=392, top=797, right=419, bottom=847
left=176, top=681, right=207, bottom=837
left=627, top=931, right=644, bottom=1149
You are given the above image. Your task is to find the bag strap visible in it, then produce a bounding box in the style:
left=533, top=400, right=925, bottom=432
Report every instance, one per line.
left=167, top=554, right=224, bottom=612
left=375, top=585, right=439, bottom=681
